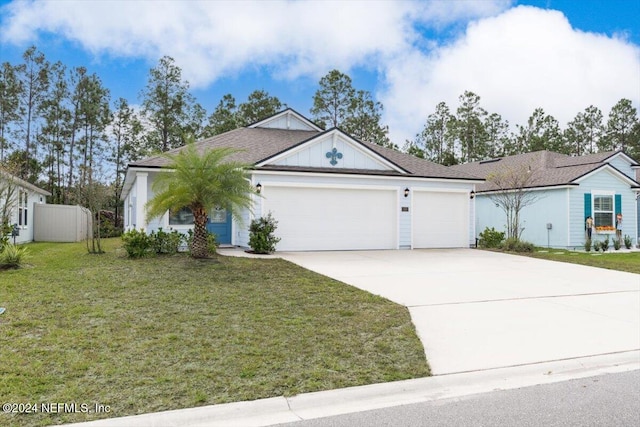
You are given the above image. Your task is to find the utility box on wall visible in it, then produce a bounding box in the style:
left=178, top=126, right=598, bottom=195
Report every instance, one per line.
left=33, top=204, right=93, bottom=242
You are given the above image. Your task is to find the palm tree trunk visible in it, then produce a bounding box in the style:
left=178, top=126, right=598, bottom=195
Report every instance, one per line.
left=191, top=206, right=210, bottom=258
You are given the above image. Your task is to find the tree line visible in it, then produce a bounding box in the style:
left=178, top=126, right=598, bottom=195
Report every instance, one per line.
left=1, top=46, right=638, bottom=215
left=0, top=48, right=391, bottom=215
left=407, top=90, right=640, bottom=165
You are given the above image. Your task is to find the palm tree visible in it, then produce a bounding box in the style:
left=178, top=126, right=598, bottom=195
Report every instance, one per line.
left=146, top=139, right=255, bottom=258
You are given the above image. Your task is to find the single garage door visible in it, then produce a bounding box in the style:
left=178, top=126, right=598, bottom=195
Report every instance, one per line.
left=413, top=191, right=468, bottom=248
left=263, top=186, right=397, bottom=251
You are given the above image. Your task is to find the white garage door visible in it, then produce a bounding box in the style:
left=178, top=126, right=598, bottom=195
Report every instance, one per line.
left=413, top=191, right=468, bottom=248
left=263, top=186, right=397, bottom=251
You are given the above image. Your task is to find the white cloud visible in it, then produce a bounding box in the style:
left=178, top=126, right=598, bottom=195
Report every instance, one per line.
left=2, top=1, right=637, bottom=148
left=0, top=0, right=505, bottom=85
left=380, top=6, right=640, bottom=144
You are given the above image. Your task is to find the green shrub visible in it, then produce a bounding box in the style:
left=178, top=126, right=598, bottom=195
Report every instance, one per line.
left=97, top=210, right=122, bottom=238
left=601, top=236, right=610, bottom=252
left=501, top=237, right=534, bottom=252
left=0, top=243, right=29, bottom=269
left=0, top=221, right=12, bottom=250
left=624, top=235, right=632, bottom=250
left=584, top=239, right=591, bottom=252
left=121, top=229, right=153, bottom=258
left=593, top=240, right=601, bottom=252
left=613, top=238, right=621, bottom=251
left=150, top=228, right=184, bottom=255
left=478, top=227, right=505, bottom=249
left=249, top=213, right=281, bottom=254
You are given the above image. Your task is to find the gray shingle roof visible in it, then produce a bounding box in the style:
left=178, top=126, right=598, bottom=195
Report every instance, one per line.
left=130, top=127, right=480, bottom=181
left=130, top=128, right=320, bottom=167
left=451, top=150, right=639, bottom=192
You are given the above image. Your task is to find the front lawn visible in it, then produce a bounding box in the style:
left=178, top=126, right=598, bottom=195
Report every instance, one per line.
left=0, top=239, right=429, bottom=427
left=526, top=249, right=640, bottom=274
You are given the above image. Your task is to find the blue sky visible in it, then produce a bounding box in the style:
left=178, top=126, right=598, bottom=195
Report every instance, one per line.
left=1, top=0, right=638, bottom=145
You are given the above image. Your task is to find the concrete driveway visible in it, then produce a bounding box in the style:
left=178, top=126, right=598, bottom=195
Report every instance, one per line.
left=279, top=249, right=640, bottom=375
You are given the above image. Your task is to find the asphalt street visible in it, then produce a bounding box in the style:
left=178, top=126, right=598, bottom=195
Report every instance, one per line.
left=274, top=370, right=640, bottom=427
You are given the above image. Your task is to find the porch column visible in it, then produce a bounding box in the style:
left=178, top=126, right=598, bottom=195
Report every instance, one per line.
left=135, top=172, right=148, bottom=231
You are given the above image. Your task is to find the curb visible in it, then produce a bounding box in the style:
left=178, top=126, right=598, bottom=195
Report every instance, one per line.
left=62, top=350, right=640, bottom=427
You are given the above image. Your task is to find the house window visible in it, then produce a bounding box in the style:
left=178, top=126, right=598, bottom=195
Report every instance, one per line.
left=18, top=191, right=28, bottom=226
left=169, top=207, right=194, bottom=225
left=593, top=194, right=613, bottom=229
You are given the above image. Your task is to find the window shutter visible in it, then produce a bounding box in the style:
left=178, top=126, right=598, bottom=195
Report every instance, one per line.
left=584, top=193, right=591, bottom=218
left=615, top=194, right=622, bottom=215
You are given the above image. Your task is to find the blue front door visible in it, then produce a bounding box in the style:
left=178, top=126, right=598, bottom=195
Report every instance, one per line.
left=207, top=207, right=232, bottom=244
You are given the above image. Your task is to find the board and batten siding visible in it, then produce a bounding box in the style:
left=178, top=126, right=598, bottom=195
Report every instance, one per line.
left=254, top=115, right=316, bottom=131
left=570, top=169, right=638, bottom=247
left=272, top=134, right=389, bottom=171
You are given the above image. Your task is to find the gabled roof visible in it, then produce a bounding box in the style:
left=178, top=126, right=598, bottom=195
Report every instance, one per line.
left=451, top=150, right=640, bottom=192
left=129, top=111, right=480, bottom=181
left=0, top=170, right=51, bottom=196
left=247, top=108, right=322, bottom=131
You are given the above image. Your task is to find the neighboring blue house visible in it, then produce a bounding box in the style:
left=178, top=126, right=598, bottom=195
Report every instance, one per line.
left=452, top=150, right=640, bottom=249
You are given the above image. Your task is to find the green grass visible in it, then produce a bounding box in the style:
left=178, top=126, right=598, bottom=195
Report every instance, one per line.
left=0, top=239, right=429, bottom=427
left=525, top=248, right=640, bottom=274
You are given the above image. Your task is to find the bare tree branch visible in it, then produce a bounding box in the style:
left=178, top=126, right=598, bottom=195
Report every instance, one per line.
left=485, top=163, right=545, bottom=240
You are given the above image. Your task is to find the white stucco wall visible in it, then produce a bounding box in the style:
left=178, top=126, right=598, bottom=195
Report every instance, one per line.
left=3, top=186, right=47, bottom=244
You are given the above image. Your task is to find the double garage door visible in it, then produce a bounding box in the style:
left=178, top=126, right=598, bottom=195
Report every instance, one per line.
left=264, top=186, right=397, bottom=251
left=262, top=186, right=469, bottom=251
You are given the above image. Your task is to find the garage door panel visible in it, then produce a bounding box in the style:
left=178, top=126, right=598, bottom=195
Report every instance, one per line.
left=414, top=192, right=468, bottom=248
left=264, top=186, right=397, bottom=251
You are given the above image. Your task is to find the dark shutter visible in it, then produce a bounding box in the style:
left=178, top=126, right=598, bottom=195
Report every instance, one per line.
left=584, top=193, right=592, bottom=218
left=615, top=194, right=622, bottom=215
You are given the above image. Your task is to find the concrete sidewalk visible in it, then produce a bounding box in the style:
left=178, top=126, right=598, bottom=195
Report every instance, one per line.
left=63, top=352, right=639, bottom=427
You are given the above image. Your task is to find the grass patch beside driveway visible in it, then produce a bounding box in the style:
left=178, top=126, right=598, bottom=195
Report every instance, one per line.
left=526, top=250, right=640, bottom=274
left=0, top=239, right=428, bottom=427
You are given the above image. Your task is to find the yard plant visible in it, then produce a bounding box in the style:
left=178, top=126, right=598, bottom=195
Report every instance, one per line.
left=145, top=140, right=255, bottom=258
left=478, top=227, right=505, bottom=249
left=248, top=212, right=281, bottom=254
left=0, top=239, right=428, bottom=427
left=0, top=243, right=28, bottom=269
left=624, top=235, right=632, bottom=249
